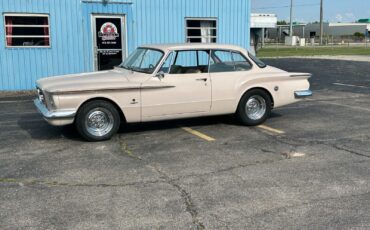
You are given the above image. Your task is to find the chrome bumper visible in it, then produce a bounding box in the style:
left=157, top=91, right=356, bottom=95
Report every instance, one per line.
left=294, top=90, right=313, bottom=99
left=34, top=99, right=76, bottom=120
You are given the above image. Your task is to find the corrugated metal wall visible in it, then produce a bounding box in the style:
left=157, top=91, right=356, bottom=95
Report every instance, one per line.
left=0, top=0, right=250, bottom=91
left=132, top=0, right=250, bottom=48
left=0, top=0, right=85, bottom=90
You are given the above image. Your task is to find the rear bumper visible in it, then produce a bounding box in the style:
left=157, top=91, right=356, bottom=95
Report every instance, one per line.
left=34, top=99, right=76, bottom=126
left=294, top=90, right=313, bottom=99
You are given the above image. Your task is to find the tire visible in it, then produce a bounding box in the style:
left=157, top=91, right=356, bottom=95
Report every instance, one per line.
left=236, top=89, right=272, bottom=126
left=75, top=100, right=121, bottom=142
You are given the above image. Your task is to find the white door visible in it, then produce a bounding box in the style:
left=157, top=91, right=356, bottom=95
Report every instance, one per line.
left=141, top=50, right=212, bottom=120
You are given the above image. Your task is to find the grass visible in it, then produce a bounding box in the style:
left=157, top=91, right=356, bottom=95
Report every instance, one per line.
left=257, top=46, right=370, bottom=58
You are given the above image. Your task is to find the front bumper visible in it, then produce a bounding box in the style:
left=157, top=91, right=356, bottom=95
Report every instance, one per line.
left=34, top=99, right=76, bottom=126
left=294, top=90, right=313, bottom=99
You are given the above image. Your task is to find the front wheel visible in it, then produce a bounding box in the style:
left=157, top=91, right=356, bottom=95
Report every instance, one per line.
left=236, top=89, right=272, bottom=126
left=75, top=100, right=121, bottom=142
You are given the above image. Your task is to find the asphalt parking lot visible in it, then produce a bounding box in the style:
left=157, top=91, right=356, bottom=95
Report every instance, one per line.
left=1, top=58, right=370, bottom=229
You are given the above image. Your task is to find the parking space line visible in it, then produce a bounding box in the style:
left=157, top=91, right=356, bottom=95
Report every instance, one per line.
left=333, top=83, right=370, bottom=89
left=181, top=127, right=216, bottom=142
left=258, top=125, right=285, bottom=135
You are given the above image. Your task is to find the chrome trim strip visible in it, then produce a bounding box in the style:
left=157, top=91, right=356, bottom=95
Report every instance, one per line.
left=34, top=99, right=76, bottom=119
left=50, top=85, right=176, bottom=95
left=294, top=90, right=313, bottom=99
left=290, top=74, right=312, bottom=78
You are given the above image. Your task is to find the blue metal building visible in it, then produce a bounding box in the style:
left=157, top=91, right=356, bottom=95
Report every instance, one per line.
left=0, top=0, right=251, bottom=91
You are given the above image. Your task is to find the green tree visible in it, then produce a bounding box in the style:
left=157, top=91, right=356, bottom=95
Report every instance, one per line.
left=277, top=20, right=288, bottom=25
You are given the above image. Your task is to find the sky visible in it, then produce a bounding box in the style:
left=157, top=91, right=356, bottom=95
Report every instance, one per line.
left=251, top=0, right=370, bottom=23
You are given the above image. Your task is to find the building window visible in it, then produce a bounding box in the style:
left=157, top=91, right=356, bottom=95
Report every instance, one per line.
left=4, top=14, right=50, bottom=47
left=186, top=18, right=217, bottom=43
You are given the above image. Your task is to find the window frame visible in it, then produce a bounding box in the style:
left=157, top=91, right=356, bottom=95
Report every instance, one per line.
left=209, top=49, right=253, bottom=73
left=185, top=18, right=218, bottom=43
left=3, top=13, right=51, bottom=48
left=156, top=49, right=254, bottom=76
left=120, top=47, right=165, bottom=74
left=231, top=51, right=253, bottom=71
left=248, top=52, right=267, bottom=68
left=169, top=49, right=211, bottom=75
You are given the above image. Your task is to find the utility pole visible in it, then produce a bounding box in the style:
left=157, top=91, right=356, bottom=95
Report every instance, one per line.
left=319, top=0, right=324, bottom=45
left=289, top=0, right=294, bottom=37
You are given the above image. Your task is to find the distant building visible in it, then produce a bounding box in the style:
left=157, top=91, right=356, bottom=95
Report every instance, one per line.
left=250, top=13, right=277, bottom=52
left=305, top=22, right=370, bottom=38
left=268, top=20, right=370, bottom=42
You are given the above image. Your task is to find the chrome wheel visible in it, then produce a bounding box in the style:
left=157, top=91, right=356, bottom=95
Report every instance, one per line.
left=85, top=108, right=114, bottom=137
left=245, top=95, right=267, bottom=121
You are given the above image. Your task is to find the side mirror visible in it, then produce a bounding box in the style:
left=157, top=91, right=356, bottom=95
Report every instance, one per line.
left=155, top=71, right=165, bottom=80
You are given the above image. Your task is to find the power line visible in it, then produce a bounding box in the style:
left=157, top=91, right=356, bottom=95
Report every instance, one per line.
left=252, top=3, right=320, bottom=10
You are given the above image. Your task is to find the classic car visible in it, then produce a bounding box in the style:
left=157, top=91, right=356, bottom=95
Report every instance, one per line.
left=34, top=44, right=312, bottom=141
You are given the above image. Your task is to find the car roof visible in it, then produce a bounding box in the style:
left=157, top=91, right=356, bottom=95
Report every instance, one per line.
left=139, top=43, right=247, bottom=53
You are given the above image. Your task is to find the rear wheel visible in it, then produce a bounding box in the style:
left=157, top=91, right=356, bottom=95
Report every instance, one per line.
left=236, top=89, right=272, bottom=126
left=75, top=100, right=120, bottom=142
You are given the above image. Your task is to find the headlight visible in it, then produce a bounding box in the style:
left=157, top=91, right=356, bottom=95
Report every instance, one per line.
left=37, top=88, right=55, bottom=109
left=37, top=88, right=45, bottom=104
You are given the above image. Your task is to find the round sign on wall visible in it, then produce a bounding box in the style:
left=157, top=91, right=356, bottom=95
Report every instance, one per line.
left=98, top=22, right=120, bottom=41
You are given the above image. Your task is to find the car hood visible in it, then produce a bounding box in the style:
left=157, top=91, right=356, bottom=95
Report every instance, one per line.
left=37, top=68, right=151, bottom=94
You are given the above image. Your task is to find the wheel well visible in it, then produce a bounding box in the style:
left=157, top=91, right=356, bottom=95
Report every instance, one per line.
left=244, top=87, right=274, bottom=108
left=79, top=97, right=127, bottom=123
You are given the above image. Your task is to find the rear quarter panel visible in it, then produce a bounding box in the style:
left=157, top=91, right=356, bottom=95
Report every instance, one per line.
left=236, top=71, right=311, bottom=109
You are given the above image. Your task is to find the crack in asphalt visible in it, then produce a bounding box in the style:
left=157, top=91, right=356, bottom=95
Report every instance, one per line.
left=172, top=158, right=285, bottom=182
left=117, top=136, right=205, bottom=229
left=0, top=177, right=165, bottom=188
left=0, top=157, right=287, bottom=190
left=148, top=165, right=206, bottom=230
left=333, top=145, right=370, bottom=158
left=267, top=132, right=370, bottom=160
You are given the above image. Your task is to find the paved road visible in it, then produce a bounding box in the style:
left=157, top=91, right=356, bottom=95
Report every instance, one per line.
left=0, top=59, right=369, bottom=229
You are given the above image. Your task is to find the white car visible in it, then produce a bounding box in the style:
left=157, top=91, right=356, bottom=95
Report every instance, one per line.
left=34, top=44, right=312, bottom=141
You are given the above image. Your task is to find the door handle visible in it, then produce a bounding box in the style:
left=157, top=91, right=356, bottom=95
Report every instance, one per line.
left=196, top=78, right=208, bottom=82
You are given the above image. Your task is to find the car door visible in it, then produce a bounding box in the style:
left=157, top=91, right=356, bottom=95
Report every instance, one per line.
left=141, top=50, right=212, bottom=120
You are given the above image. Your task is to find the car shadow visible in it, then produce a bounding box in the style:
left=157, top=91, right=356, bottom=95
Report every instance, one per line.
left=120, top=115, right=237, bottom=134
left=270, top=112, right=282, bottom=119
left=18, top=112, right=283, bottom=141
left=17, top=116, right=83, bottom=141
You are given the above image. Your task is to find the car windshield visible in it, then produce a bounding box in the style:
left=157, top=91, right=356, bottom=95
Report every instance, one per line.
left=248, top=52, right=267, bottom=68
left=119, top=48, right=164, bottom=74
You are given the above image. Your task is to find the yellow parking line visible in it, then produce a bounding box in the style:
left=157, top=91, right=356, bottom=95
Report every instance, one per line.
left=181, top=127, right=216, bottom=142
left=258, top=125, right=285, bottom=135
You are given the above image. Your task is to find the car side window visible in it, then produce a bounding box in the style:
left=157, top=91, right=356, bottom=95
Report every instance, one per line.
left=232, top=52, right=252, bottom=71
left=169, top=50, right=210, bottom=74
left=209, top=50, right=235, bottom=73
left=159, top=52, right=175, bottom=73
